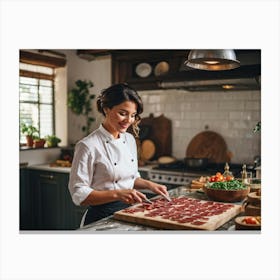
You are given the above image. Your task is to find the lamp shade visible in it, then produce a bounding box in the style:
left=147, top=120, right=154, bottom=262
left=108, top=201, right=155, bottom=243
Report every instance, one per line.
left=185, top=49, right=240, bottom=71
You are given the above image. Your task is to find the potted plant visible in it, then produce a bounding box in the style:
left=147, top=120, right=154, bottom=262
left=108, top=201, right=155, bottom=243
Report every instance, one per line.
left=33, top=135, right=46, bottom=148
left=67, top=79, right=96, bottom=136
left=20, top=123, right=39, bottom=147
left=45, top=135, right=61, bottom=147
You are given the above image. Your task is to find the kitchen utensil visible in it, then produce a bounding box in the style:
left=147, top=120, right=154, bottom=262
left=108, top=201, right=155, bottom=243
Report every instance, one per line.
left=186, top=131, right=230, bottom=163
left=158, top=156, right=177, bottom=164
left=140, top=139, right=156, bottom=160
left=114, top=197, right=242, bottom=230
left=247, top=191, right=261, bottom=206
left=143, top=197, right=153, bottom=204
left=184, top=157, right=209, bottom=169
left=135, top=62, right=152, bottom=78
left=235, top=216, right=261, bottom=230
left=154, top=61, right=170, bottom=76
left=139, top=114, right=172, bottom=159
left=139, top=124, right=151, bottom=140
left=161, top=193, right=172, bottom=202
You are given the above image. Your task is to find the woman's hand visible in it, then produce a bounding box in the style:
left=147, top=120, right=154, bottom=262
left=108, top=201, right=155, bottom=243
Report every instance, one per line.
left=134, top=178, right=170, bottom=198
left=148, top=182, right=169, bottom=197
left=116, top=189, right=147, bottom=204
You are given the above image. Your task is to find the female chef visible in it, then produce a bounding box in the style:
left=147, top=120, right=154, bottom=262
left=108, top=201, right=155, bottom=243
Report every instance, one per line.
left=68, top=83, right=169, bottom=226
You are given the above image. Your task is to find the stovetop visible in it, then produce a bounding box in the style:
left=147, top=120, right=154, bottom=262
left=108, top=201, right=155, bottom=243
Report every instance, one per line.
left=152, top=161, right=246, bottom=178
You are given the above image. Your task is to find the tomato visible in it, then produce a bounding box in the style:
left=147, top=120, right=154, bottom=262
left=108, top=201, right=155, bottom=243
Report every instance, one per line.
left=225, top=175, right=234, bottom=181
left=214, top=175, right=224, bottom=182
left=216, top=172, right=222, bottom=177
left=243, top=217, right=258, bottom=224
left=210, top=176, right=216, bottom=182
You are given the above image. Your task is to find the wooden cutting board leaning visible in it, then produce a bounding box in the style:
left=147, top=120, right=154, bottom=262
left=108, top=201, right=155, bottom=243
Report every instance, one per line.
left=114, top=196, right=242, bottom=230
left=186, top=131, right=231, bottom=163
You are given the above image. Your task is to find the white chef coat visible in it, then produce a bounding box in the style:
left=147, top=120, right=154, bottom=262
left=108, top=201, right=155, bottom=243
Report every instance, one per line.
left=68, top=124, right=141, bottom=206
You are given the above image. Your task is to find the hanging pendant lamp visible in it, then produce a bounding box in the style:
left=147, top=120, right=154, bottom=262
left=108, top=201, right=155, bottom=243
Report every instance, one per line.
left=184, top=49, right=240, bottom=71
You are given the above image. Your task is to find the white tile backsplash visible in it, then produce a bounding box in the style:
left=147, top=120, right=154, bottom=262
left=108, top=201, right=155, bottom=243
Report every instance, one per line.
left=139, top=89, right=261, bottom=164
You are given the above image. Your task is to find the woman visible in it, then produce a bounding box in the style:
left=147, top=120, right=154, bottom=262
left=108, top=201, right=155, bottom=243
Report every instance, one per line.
left=68, top=83, right=169, bottom=226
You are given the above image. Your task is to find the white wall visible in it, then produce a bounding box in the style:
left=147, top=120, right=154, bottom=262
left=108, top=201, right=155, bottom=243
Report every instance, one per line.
left=138, top=89, right=261, bottom=164
left=63, top=50, right=111, bottom=144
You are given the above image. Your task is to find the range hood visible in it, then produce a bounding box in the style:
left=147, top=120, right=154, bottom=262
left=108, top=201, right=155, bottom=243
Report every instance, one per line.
left=159, top=76, right=261, bottom=91
left=158, top=50, right=261, bottom=91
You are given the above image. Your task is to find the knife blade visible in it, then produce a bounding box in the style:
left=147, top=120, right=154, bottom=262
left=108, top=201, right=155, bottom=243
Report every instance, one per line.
left=161, top=193, right=172, bottom=202
left=143, top=197, right=153, bottom=204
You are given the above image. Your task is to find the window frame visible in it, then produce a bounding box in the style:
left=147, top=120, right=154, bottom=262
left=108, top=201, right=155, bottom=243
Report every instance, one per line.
left=19, top=65, right=56, bottom=146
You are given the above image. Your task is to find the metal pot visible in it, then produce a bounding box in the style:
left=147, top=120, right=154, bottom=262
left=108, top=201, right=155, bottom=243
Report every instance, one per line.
left=184, top=157, right=209, bottom=170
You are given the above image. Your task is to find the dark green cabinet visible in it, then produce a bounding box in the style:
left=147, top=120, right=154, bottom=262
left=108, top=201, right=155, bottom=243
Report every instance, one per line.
left=20, top=169, right=86, bottom=230
left=20, top=168, right=37, bottom=229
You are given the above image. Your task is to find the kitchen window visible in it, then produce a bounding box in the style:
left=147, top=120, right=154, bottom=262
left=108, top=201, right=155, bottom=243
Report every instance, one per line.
left=19, top=63, right=55, bottom=144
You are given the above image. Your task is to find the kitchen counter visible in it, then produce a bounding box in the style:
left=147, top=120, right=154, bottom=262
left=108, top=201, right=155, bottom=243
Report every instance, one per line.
left=27, top=163, right=71, bottom=173
left=26, top=163, right=155, bottom=174
left=77, top=186, right=247, bottom=232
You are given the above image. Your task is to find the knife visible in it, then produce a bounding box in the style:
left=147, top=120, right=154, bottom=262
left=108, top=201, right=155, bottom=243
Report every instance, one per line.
left=161, top=193, right=172, bottom=202
left=143, top=197, right=153, bottom=204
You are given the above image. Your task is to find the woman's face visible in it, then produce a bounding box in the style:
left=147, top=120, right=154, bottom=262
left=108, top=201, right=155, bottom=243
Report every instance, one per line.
left=103, top=101, right=137, bottom=138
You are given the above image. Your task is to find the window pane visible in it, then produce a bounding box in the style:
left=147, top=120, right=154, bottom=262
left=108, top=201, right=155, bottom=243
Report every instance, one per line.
left=20, top=76, right=38, bottom=86
left=40, top=104, right=53, bottom=137
left=39, top=85, right=53, bottom=104
left=40, top=79, right=52, bottom=87
left=19, top=84, right=38, bottom=102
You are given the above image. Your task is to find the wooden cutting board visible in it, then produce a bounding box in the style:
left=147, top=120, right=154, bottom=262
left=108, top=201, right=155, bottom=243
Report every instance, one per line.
left=138, top=114, right=172, bottom=159
left=114, top=197, right=242, bottom=230
left=186, top=131, right=230, bottom=163
left=140, top=139, right=156, bottom=160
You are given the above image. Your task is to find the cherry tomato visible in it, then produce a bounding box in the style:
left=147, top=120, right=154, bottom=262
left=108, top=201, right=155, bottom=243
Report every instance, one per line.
left=210, top=176, right=216, bottom=182
left=225, top=175, right=233, bottom=181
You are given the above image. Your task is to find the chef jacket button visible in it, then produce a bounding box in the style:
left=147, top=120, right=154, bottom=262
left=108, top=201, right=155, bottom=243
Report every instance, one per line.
left=131, top=176, right=134, bottom=179
left=106, top=140, right=109, bottom=143
left=115, top=180, right=118, bottom=183
left=114, top=162, right=117, bottom=166
left=131, top=159, right=134, bottom=162
left=123, top=141, right=125, bottom=144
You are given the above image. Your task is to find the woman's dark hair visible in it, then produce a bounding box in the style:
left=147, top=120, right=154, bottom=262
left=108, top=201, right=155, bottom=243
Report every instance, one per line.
left=97, top=83, right=143, bottom=137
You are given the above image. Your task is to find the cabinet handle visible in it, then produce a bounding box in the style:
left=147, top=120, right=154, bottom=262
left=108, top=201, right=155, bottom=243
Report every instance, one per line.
left=39, top=174, right=54, bottom=180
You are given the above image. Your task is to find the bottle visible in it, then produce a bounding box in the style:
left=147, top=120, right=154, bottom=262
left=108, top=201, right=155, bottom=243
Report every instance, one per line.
left=241, top=164, right=248, bottom=184
left=223, top=162, right=234, bottom=180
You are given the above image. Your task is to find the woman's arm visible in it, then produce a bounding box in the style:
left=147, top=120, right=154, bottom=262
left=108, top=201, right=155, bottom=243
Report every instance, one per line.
left=81, top=188, right=148, bottom=206
left=133, top=177, right=169, bottom=197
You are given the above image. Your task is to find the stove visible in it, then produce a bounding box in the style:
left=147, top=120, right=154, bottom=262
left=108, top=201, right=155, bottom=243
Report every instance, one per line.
left=148, top=162, right=246, bottom=187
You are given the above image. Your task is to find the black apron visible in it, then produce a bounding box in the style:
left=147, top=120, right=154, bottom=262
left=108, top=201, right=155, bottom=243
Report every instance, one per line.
left=83, top=201, right=129, bottom=226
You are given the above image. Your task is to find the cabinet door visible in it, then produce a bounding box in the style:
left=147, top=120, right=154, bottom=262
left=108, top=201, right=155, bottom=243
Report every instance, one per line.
left=61, top=174, right=87, bottom=230
left=35, top=172, right=63, bottom=230
left=20, top=168, right=37, bottom=229
left=26, top=170, right=86, bottom=230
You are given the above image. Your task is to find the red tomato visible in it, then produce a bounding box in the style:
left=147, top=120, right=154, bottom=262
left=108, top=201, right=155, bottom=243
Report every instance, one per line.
left=243, top=217, right=257, bottom=224
left=210, top=176, right=216, bottom=182
left=215, top=175, right=224, bottom=182
left=225, top=175, right=233, bottom=181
